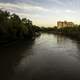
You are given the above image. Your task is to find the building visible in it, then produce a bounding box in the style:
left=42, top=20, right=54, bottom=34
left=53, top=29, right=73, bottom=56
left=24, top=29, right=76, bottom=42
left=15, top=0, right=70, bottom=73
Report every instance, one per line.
left=57, top=21, right=74, bottom=28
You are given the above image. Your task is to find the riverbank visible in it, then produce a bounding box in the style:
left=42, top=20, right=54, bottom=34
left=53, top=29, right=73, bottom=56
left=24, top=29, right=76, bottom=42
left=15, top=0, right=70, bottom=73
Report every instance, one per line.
left=53, top=28, right=80, bottom=41
left=40, top=26, right=80, bottom=41
left=0, top=32, right=41, bottom=47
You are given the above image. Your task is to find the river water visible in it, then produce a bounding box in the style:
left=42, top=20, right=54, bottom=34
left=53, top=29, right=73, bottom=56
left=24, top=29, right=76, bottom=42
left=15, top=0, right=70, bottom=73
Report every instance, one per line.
left=1, top=33, right=80, bottom=80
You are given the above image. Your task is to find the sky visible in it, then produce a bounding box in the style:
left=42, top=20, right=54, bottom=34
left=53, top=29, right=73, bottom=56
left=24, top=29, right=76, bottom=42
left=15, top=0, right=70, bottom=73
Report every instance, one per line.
left=0, top=0, right=80, bottom=27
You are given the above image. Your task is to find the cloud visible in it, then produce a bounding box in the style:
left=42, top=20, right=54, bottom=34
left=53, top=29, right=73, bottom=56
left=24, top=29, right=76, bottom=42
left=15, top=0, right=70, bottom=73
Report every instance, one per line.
left=0, top=0, right=80, bottom=26
left=0, top=3, right=49, bottom=11
left=65, top=9, right=76, bottom=13
left=0, top=3, right=50, bottom=14
left=0, top=0, right=17, bottom=3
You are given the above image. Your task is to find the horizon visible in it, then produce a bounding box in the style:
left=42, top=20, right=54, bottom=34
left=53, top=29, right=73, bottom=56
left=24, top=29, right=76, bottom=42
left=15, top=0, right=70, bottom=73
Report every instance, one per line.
left=0, top=0, right=80, bottom=27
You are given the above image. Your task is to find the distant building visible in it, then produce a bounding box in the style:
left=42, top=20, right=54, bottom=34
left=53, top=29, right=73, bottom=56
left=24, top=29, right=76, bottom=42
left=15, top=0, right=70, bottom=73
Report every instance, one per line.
left=57, top=21, right=74, bottom=28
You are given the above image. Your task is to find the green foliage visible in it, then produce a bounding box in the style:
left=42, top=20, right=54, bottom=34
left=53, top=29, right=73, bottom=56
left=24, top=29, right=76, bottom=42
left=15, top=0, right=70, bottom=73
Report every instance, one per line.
left=0, top=9, right=38, bottom=42
left=40, top=25, right=80, bottom=40
left=53, top=26, right=80, bottom=40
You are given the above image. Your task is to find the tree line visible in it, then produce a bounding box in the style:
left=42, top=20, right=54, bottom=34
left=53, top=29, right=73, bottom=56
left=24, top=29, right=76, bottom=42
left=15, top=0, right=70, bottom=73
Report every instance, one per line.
left=55, top=26, right=80, bottom=40
left=40, top=25, right=80, bottom=40
left=0, top=10, right=41, bottom=43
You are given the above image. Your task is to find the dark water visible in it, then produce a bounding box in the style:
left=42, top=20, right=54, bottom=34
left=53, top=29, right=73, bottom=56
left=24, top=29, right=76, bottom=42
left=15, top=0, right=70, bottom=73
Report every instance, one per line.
left=1, top=34, right=80, bottom=80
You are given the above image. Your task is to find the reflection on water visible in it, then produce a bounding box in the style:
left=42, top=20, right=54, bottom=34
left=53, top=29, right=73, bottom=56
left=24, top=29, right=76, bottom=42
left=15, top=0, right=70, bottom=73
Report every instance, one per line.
left=1, top=34, right=80, bottom=80
left=0, top=40, right=35, bottom=80
left=57, top=35, right=66, bottom=44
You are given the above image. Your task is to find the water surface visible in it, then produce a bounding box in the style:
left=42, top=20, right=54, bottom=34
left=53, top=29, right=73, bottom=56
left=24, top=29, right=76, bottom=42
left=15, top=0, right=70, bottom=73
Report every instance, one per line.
left=1, top=34, right=80, bottom=80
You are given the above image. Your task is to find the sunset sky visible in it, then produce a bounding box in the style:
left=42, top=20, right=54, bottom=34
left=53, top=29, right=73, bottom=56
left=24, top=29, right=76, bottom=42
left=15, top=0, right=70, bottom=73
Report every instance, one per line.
left=0, top=0, right=80, bottom=27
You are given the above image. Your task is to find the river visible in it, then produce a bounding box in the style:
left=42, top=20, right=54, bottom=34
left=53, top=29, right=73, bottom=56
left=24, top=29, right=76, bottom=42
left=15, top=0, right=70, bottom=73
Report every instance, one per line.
left=1, top=33, right=80, bottom=80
